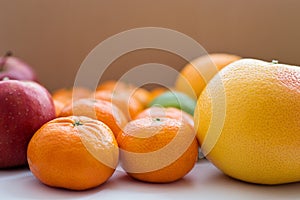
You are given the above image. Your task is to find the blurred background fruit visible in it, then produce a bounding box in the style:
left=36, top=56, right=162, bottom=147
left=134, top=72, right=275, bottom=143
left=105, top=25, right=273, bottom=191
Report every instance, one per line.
left=52, top=87, right=92, bottom=116
left=175, top=53, right=241, bottom=98
left=94, top=90, right=144, bottom=121
left=0, top=51, right=37, bottom=82
left=52, top=87, right=92, bottom=104
left=148, top=91, right=196, bottom=115
left=97, top=80, right=151, bottom=107
left=52, top=99, right=66, bottom=117
left=148, top=87, right=168, bottom=102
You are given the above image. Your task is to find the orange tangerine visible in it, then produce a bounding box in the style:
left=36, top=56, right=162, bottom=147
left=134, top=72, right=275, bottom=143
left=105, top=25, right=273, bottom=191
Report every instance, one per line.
left=27, top=116, right=119, bottom=190
left=117, top=117, right=198, bottom=183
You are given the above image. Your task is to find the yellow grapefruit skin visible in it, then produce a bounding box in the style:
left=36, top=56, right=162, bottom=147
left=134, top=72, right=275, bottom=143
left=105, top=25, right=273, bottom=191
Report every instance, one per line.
left=194, top=59, right=300, bottom=184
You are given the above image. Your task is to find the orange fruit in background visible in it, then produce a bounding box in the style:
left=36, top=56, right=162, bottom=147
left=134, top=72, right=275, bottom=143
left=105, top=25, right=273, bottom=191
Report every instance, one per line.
left=148, top=87, right=168, bottom=102
left=52, top=87, right=92, bottom=113
left=52, top=87, right=92, bottom=103
left=135, top=107, right=194, bottom=128
left=97, top=80, right=151, bottom=106
left=175, top=53, right=241, bottom=98
left=27, top=116, right=119, bottom=190
left=131, top=87, right=151, bottom=107
left=96, top=80, right=127, bottom=91
left=94, top=90, right=144, bottom=121
left=117, top=117, right=198, bottom=183
left=59, top=98, right=128, bottom=137
left=53, top=99, right=65, bottom=117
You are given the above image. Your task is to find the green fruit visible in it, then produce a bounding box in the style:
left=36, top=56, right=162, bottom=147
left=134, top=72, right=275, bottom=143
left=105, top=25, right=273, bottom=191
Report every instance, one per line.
left=148, top=91, right=196, bottom=115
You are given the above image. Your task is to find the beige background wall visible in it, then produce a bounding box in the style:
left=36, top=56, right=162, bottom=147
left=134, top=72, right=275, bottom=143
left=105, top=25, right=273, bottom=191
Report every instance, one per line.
left=0, top=0, right=299, bottom=91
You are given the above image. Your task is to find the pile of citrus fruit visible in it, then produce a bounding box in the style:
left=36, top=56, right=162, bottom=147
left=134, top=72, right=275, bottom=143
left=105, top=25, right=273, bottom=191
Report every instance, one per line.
left=25, top=53, right=242, bottom=190
left=5, top=52, right=299, bottom=191
left=30, top=78, right=200, bottom=190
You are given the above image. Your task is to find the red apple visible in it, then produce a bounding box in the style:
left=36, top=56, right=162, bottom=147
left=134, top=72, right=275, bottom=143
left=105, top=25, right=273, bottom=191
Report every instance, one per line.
left=0, top=79, right=55, bottom=168
left=0, top=51, right=38, bottom=82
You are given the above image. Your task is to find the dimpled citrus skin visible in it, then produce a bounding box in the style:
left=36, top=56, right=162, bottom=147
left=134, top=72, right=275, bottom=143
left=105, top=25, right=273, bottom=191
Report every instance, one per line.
left=117, top=117, right=198, bottom=183
left=194, top=59, right=300, bottom=184
left=27, top=116, right=119, bottom=190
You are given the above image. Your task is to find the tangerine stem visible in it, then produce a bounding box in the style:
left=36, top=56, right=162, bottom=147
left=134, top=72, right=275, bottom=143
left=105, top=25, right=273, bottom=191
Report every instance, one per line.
left=73, top=120, right=83, bottom=126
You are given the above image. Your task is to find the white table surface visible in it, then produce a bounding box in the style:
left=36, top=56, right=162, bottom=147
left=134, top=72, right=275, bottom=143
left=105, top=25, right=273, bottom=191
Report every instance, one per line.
left=0, top=160, right=299, bottom=200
